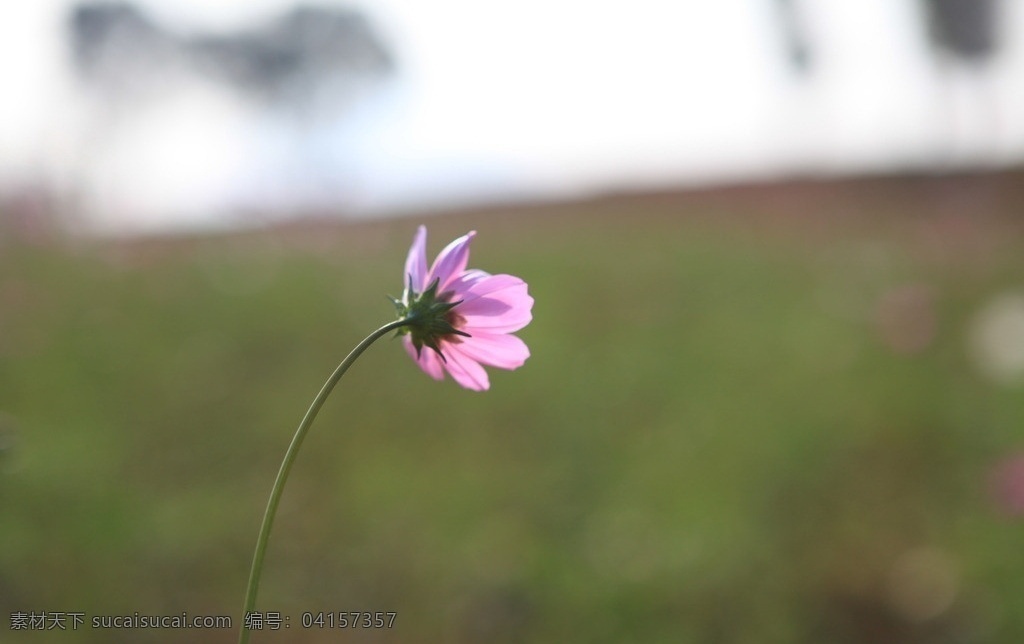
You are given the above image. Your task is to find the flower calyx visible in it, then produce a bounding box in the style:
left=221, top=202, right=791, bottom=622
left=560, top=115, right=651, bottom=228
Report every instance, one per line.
left=391, top=277, right=470, bottom=360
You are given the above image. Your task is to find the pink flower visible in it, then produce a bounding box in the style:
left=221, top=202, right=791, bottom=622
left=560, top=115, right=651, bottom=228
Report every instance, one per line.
left=395, top=226, right=533, bottom=391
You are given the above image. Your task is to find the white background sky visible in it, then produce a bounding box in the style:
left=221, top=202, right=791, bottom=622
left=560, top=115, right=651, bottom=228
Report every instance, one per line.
left=2, top=0, right=1024, bottom=233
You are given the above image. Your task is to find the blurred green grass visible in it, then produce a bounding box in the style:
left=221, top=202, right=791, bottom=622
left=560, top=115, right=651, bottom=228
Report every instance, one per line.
left=2, top=197, right=1024, bottom=643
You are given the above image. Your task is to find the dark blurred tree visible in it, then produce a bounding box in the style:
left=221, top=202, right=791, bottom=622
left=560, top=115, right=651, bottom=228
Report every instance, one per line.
left=69, top=2, right=395, bottom=111
left=66, top=2, right=398, bottom=222
left=187, top=6, right=395, bottom=110
left=70, top=2, right=178, bottom=99
left=922, top=0, right=999, bottom=65
left=772, top=0, right=813, bottom=78
left=920, top=0, right=1002, bottom=164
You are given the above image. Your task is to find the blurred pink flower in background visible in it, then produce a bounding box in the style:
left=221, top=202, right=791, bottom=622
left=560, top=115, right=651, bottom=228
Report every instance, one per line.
left=398, top=226, right=533, bottom=391
left=989, top=452, right=1024, bottom=517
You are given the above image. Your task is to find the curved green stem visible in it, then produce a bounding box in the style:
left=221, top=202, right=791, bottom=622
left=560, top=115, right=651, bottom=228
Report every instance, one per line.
left=239, top=319, right=410, bottom=644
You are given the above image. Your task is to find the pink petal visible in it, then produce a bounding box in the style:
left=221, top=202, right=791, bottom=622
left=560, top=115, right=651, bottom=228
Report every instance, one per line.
left=403, top=225, right=428, bottom=291
left=455, top=331, right=530, bottom=370
left=457, top=275, right=533, bottom=333
left=427, top=231, right=476, bottom=292
left=442, top=345, right=491, bottom=391
left=403, top=335, right=444, bottom=380
left=446, top=269, right=491, bottom=296
left=460, top=274, right=527, bottom=303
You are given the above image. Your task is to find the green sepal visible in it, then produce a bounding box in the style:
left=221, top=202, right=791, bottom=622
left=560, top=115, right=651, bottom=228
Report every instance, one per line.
left=393, top=277, right=471, bottom=359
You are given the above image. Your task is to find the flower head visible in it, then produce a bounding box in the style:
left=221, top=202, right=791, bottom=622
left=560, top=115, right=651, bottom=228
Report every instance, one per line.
left=393, top=226, right=533, bottom=391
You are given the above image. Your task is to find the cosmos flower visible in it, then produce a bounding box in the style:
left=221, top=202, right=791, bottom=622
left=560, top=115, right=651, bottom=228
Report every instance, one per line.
left=240, top=227, right=534, bottom=641
left=393, top=226, right=533, bottom=391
